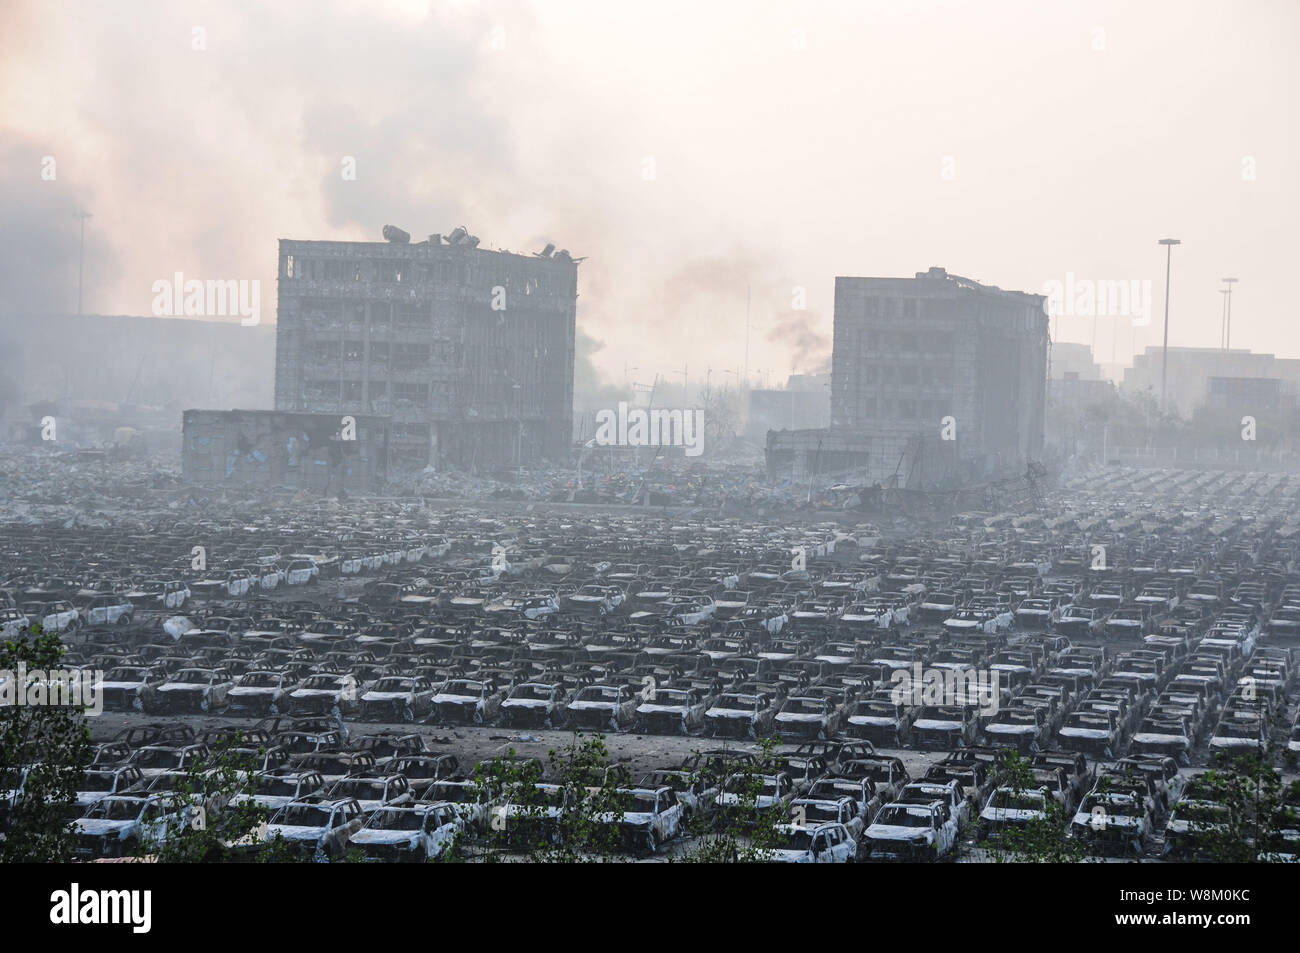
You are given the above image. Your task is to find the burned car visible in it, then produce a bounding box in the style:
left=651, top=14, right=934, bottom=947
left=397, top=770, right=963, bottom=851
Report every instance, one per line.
left=227, top=670, right=301, bottom=716
left=703, top=691, right=778, bottom=739
left=286, top=673, right=361, bottom=717
left=1069, top=791, right=1152, bottom=857
left=98, top=666, right=164, bottom=713
left=358, top=676, right=436, bottom=722
left=430, top=679, right=505, bottom=726
left=149, top=668, right=234, bottom=714
left=845, top=695, right=915, bottom=746
left=564, top=683, right=639, bottom=731
left=350, top=803, right=464, bottom=862
left=73, top=794, right=191, bottom=859
left=909, top=705, right=980, bottom=750
left=978, top=786, right=1050, bottom=839
left=633, top=686, right=712, bottom=734
left=499, top=681, right=567, bottom=728
left=774, top=693, right=847, bottom=740
left=766, top=822, right=858, bottom=863
left=260, top=797, right=366, bottom=861
left=594, top=786, right=685, bottom=853
left=861, top=800, right=958, bottom=862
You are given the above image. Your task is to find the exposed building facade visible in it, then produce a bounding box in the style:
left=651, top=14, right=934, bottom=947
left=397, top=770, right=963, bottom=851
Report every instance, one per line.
left=273, top=230, right=577, bottom=470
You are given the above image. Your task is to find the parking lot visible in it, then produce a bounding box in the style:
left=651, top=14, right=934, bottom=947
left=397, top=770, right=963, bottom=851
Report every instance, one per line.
left=4, top=449, right=1299, bottom=862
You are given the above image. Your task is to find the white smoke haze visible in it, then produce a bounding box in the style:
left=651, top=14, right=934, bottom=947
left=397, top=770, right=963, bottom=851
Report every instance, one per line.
left=1, top=0, right=1297, bottom=393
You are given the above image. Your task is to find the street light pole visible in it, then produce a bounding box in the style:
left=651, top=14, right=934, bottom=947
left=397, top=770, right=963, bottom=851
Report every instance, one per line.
left=1157, top=238, right=1180, bottom=413
left=75, top=209, right=92, bottom=315
left=1222, top=277, right=1238, bottom=350
left=743, top=285, right=750, bottom=391
left=1220, top=290, right=1230, bottom=349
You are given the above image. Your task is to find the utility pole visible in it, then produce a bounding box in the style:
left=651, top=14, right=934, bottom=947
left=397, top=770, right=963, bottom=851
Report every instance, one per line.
left=1157, top=238, right=1180, bottom=413
left=75, top=208, right=93, bottom=315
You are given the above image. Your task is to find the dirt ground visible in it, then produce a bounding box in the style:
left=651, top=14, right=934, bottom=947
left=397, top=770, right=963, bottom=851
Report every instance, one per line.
left=88, top=710, right=949, bottom=782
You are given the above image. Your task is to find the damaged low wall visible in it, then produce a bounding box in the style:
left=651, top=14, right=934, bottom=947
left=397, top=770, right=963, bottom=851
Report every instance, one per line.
left=181, top=409, right=389, bottom=493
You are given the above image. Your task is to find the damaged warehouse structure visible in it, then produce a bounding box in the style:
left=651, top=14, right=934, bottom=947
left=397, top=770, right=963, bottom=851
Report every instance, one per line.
left=273, top=227, right=578, bottom=471
left=768, top=267, right=1049, bottom=488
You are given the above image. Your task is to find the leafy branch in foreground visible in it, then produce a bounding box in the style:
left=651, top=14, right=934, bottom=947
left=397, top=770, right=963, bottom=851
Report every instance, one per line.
left=135, top=731, right=279, bottom=863
left=0, top=624, right=92, bottom=863
left=674, top=737, right=788, bottom=863
left=978, top=750, right=1086, bottom=864
left=445, top=733, right=631, bottom=863
left=1182, top=748, right=1299, bottom=863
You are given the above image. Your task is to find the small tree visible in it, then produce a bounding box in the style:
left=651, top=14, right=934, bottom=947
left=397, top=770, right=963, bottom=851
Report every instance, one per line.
left=447, top=733, right=630, bottom=863
left=1188, top=748, right=1299, bottom=863
left=0, top=624, right=92, bottom=862
left=676, top=738, right=790, bottom=863
left=978, top=750, right=1087, bottom=863
left=541, top=733, right=633, bottom=862
left=136, top=732, right=277, bottom=863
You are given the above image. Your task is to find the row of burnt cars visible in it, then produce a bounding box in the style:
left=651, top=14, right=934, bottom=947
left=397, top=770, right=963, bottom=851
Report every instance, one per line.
left=8, top=488, right=1300, bottom=762
left=32, top=722, right=1298, bottom=862
left=52, top=605, right=1298, bottom=761
left=23, top=578, right=1297, bottom=862
left=23, top=571, right=1300, bottom=863
left=6, top=476, right=1300, bottom=633
left=6, top=553, right=1297, bottom=663
left=39, top=535, right=1300, bottom=765
left=4, top=466, right=1300, bottom=645
left=0, top=533, right=455, bottom=638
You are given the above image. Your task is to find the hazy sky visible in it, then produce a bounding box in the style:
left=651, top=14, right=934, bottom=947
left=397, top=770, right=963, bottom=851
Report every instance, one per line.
left=2, top=0, right=1296, bottom=390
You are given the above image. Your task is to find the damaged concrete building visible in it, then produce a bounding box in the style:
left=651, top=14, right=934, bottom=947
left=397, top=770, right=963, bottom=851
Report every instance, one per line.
left=273, top=227, right=577, bottom=471
left=768, top=267, right=1049, bottom=486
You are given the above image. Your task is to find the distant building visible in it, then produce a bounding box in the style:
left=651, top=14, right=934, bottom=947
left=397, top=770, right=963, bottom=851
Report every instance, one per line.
left=746, top=373, right=830, bottom=441
left=1047, top=342, right=1117, bottom=418
left=1045, top=343, right=1119, bottom=456
left=1051, top=341, right=1104, bottom=381
left=1122, top=346, right=1300, bottom=417
left=1207, top=375, right=1284, bottom=413
left=768, top=267, right=1048, bottom=485
left=1050, top=375, right=1117, bottom=410
left=273, top=229, right=577, bottom=471
left=0, top=313, right=274, bottom=415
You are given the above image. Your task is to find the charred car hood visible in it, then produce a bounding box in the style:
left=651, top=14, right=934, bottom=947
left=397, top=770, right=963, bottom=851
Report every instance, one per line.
left=865, top=824, right=930, bottom=842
